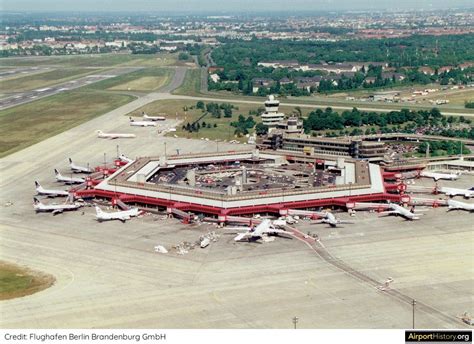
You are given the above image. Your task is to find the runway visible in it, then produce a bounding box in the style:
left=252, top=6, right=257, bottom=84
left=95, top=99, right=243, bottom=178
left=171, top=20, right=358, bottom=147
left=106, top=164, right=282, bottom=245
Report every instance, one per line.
left=0, top=67, right=52, bottom=80
left=0, top=67, right=142, bottom=111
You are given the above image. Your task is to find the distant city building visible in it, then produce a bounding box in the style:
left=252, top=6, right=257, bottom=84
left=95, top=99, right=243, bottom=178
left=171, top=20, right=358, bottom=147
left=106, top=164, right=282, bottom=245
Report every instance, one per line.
left=209, top=73, right=220, bottom=82
left=419, top=67, right=435, bottom=75
left=252, top=78, right=275, bottom=93
left=370, top=91, right=400, bottom=102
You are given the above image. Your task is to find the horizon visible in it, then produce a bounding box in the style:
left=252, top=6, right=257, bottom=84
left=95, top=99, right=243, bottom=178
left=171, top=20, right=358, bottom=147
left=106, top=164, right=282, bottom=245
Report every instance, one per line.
left=2, top=0, right=474, bottom=13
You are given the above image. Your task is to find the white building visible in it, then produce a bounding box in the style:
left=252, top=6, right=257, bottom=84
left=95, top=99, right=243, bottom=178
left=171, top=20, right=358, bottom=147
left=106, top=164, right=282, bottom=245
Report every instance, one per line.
left=210, top=73, right=220, bottom=83
left=261, top=95, right=285, bottom=129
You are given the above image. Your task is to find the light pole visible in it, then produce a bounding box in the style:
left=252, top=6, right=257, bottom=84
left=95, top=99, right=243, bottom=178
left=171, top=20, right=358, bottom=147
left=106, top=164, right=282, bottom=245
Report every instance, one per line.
left=412, top=299, right=416, bottom=329
left=292, top=316, right=299, bottom=329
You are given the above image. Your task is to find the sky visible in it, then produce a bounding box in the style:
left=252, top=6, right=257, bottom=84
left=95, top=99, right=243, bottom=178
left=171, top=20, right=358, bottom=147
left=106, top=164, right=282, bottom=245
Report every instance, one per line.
left=2, top=0, right=473, bottom=12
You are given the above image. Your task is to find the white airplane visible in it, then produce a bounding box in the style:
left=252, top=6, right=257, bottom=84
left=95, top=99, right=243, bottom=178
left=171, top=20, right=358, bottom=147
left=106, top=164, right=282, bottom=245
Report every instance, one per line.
left=97, top=130, right=136, bottom=139
left=438, top=186, right=474, bottom=198
left=143, top=113, right=166, bottom=121
left=447, top=199, right=474, bottom=212
left=354, top=202, right=423, bottom=221
left=54, top=169, right=85, bottom=184
left=33, top=197, right=82, bottom=215
left=226, top=219, right=293, bottom=242
left=420, top=171, right=460, bottom=181
left=118, top=154, right=133, bottom=164
left=129, top=117, right=156, bottom=127
left=35, top=181, right=69, bottom=197
left=312, top=212, right=354, bottom=227
left=379, top=203, right=423, bottom=221
left=69, top=158, right=93, bottom=173
left=95, top=205, right=141, bottom=222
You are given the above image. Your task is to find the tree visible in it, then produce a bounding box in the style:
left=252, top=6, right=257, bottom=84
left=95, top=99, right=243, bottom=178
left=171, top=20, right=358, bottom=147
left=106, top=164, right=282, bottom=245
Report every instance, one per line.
left=224, top=107, right=232, bottom=118
left=178, top=52, right=190, bottom=60
left=196, top=101, right=205, bottom=110
left=294, top=106, right=302, bottom=118
left=255, top=123, right=269, bottom=136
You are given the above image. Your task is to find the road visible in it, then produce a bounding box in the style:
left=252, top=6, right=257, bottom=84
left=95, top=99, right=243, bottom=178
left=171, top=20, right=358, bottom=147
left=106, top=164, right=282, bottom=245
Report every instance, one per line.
left=168, top=94, right=474, bottom=118
left=0, top=66, right=52, bottom=80
left=0, top=67, right=143, bottom=111
left=157, top=66, right=187, bottom=93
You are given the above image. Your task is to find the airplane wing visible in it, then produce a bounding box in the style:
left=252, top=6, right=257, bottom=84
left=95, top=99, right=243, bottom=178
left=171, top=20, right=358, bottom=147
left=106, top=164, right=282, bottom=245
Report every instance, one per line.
left=271, top=229, right=294, bottom=236
left=353, top=202, right=390, bottom=210
left=311, top=220, right=325, bottom=225
left=378, top=210, right=398, bottom=216
left=225, top=227, right=252, bottom=232
left=338, top=220, right=355, bottom=224
left=234, top=232, right=251, bottom=241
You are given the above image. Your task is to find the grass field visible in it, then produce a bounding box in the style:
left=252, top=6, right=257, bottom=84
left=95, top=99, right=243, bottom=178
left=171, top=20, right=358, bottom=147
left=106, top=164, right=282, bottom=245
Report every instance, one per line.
left=129, top=99, right=310, bottom=141
left=321, top=84, right=474, bottom=108
left=0, top=261, right=55, bottom=300
left=108, top=76, right=168, bottom=91
left=85, top=67, right=174, bottom=91
left=0, top=53, right=179, bottom=68
left=172, top=68, right=201, bottom=96
left=0, top=68, right=100, bottom=93
left=0, top=91, right=135, bottom=157
left=420, top=88, right=474, bottom=106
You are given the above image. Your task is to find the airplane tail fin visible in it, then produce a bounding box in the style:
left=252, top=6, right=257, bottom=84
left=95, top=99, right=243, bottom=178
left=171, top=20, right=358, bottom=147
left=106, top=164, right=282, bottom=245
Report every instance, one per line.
left=95, top=205, right=103, bottom=215
left=54, top=168, right=60, bottom=176
left=33, top=197, right=41, bottom=205
left=35, top=181, right=41, bottom=188
left=68, top=157, right=73, bottom=165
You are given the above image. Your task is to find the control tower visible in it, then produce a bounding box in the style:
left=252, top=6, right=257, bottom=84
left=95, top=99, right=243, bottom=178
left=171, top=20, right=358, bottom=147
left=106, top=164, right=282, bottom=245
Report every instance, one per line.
left=261, top=95, right=285, bottom=129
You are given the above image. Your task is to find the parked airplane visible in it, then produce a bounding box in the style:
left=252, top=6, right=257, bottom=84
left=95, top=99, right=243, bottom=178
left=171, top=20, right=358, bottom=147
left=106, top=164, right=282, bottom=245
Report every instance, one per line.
left=312, top=212, right=354, bottom=227
left=54, top=169, right=85, bottom=184
left=226, top=219, right=293, bottom=241
left=33, top=197, right=82, bottom=215
left=118, top=154, right=133, bottom=164
left=438, top=186, right=474, bottom=198
left=420, top=171, right=460, bottom=181
left=143, top=113, right=166, bottom=121
left=378, top=203, right=423, bottom=221
left=95, top=205, right=141, bottom=222
left=129, top=117, right=156, bottom=127
left=97, top=130, right=136, bottom=139
left=69, top=158, right=93, bottom=173
left=35, top=181, right=69, bottom=197
left=354, top=202, right=423, bottom=221
left=447, top=199, right=474, bottom=212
